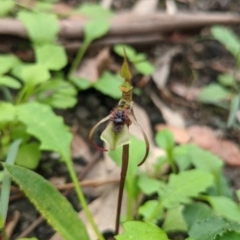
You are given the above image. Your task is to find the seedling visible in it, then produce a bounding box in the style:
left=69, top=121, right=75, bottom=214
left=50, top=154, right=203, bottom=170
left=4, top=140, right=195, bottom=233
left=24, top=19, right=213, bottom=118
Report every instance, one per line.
left=199, top=25, right=240, bottom=128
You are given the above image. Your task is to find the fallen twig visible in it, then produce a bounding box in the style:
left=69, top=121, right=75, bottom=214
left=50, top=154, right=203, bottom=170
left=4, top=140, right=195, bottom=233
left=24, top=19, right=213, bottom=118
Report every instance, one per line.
left=0, top=11, right=240, bottom=40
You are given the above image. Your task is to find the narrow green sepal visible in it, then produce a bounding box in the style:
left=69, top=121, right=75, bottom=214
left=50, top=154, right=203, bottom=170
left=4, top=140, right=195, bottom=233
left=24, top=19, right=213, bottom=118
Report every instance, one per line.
left=120, top=49, right=132, bottom=81
left=101, top=122, right=130, bottom=150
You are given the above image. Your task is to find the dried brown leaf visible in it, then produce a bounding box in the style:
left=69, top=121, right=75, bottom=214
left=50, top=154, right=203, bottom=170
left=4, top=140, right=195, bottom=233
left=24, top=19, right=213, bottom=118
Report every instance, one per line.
left=170, top=82, right=200, bottom=101
left=188, top=125, right=240, bottom=166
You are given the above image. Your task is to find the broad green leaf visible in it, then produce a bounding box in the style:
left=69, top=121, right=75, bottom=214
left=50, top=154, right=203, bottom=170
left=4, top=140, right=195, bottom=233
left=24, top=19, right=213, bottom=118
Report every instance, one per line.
left=15, top=142, right=41, bottom=169
left=41, top=94, right=77, bottom=109
left=4, top=164, right=90, bottom=240
left=138, top=200, right=162, bottom=222
left=173, top=145, right=192, bottom=171
left=17, top=102, right=72, bottom=161
left=135, top=60, right=154, bottom=75
left=211, top=26, right=240, bottom=60
left=189, top=215, right=240, bottom=240
left=206, top=196, right=240, bottom=222
left=70, top=77, right=91, bottom=90
left=188, top=145, right=223, bottom=174
left=0, top=102, right=16, bottom=123
left=11, top=125, right=31, bottom=143
left=0, top=0, right=15, bottom=16
left=115, top=221, right=169, bottom=240
left=0, top=54, right=19, bottom=75
left=77, top=3, right=113, bottom=19
left=218, top=74, right=237, bottom=87
left=216, top=231, right=240, bottom=240
left=198, top=84, right=231, bottom=103
left=84, top=19, right=110, bottom=42
left=227, top=95, right=240, bottom=127
left=21, top=64, right=50, bottom=85
left=182, top=202, right=213, bottom=229
left=18, top=11, right=59, bottom=44
left=35, top=44, right=67, bottom=70
left=36, top=79, right=77, bottom=108
left=114, top=45, right=137, bottom=61
left=155, top=130, right=174, bottom=152
left=161, top=170, right=214, bottom=208
left=94, top=71, right=123, bottom=99
left=137, top=174, right=166, bottom=195
left=0, top=76, right=21, bottom=89
left=162, top=206, right=188, bottom=232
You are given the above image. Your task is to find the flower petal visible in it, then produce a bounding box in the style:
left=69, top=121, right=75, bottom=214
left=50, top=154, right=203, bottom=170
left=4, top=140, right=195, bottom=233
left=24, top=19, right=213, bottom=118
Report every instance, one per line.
left=101, top=122, right=130, bottom=150
left=88, top=115, right=110, bottom=151
left=129, top=113, right=149, bottom=166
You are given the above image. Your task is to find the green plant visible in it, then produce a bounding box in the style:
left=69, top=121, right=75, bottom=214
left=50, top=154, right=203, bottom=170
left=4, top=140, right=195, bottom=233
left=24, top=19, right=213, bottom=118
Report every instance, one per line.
left=89, top=51, right=149, bottom=234
left=198, top=25, right=240, bottom=128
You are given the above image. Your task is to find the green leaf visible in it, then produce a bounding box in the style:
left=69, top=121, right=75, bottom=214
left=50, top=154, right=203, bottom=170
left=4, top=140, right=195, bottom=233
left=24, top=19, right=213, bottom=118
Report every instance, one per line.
left=161, top=169, right=214, bottom=208
left=21, top=64, right=50, bottom=85
left=15, top=142, right=41, bottom=170
left=206, top=196, right=240, bottom=222
left=84, top=19, right=110, bottom=43
left=227, top=95, right=240, bottom=127
left=17, top=102, right=72, bottom=161
left=4, top=164, right=90, bottom=240
left=0, top=0, right=15, bottom=16
left=162, top=206, right=188, bottom=232
left=36, top=79, right=77, bottom=109
left=155, top=130, right=174, bottom=152
left=135, top=61, right=154, bottom=75
left=0, top=54, right=19, bottom=75
left=77, top=3, right=113, bottom=19
left=35, top=44, right=67, bottom=70
left=182, top=202, right=214, bottom=229
left=198, top=84, right=231, bottom=103
left=70, top=77, right=92, bottom=90
left=137, top=174, right=166, bottom=195
left=18, top=11, right=59, bottom=44
left=11, top=125, right=31, bottom=143
left=216, top=231, right=240, bottom=240
left=189, top=215, right=240, bottom=240
left=94, top=71, right=123, bottom=99
left=114, top=45, right=137, bottom=61
left=188, top=145, right=223, bottom=174
left=0, top=140, right=21, bottom=223
left=138, top=200, right=162, bottom=222
left=41, top=94, right=77, bottom=109
left=0, top=102, right=16, bottom=123
left=173, top=145, right=192, bottom=171
left=0, top=76, right=21, bottom=89
left=211, top=26, right=240, bottom=60
left=115, top=221, right=169, bottom=240
left=218, top=74, right=237, bottom=87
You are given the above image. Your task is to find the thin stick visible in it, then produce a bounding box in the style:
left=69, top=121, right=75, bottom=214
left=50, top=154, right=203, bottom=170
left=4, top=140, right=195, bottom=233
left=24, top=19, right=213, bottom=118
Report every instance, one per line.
left=115, top=144, right=129, bottom=235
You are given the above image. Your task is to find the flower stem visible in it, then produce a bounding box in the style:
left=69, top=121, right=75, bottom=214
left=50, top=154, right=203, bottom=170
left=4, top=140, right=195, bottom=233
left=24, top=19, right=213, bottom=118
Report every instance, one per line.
left=115, top=144, right=129, bottom=235
left=65, top=159, right=104, bottom=240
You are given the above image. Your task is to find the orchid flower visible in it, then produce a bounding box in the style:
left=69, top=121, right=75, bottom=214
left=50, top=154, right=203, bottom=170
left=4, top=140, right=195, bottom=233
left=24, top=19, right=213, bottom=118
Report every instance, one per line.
left=89, top=50, right=149, bottom=166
